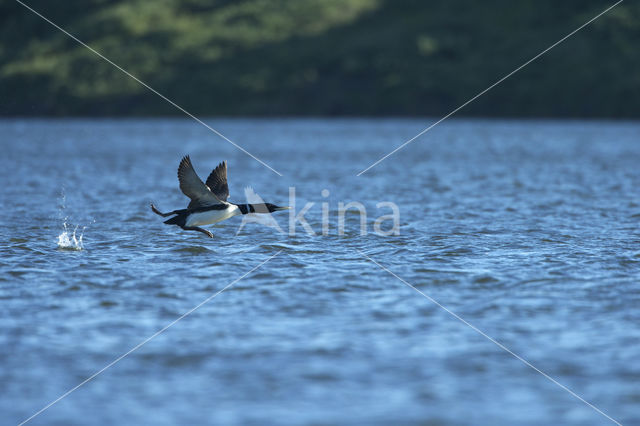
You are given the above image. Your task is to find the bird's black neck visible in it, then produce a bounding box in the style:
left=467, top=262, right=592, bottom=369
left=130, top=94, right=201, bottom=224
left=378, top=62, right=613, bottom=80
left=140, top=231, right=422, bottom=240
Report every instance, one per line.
left=237, top=204, right=255, bottom=215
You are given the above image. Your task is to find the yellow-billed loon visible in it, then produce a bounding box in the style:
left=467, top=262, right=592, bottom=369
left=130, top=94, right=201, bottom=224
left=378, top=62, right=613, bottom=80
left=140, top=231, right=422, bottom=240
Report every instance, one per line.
left=151, top=156, right=289, bottom=238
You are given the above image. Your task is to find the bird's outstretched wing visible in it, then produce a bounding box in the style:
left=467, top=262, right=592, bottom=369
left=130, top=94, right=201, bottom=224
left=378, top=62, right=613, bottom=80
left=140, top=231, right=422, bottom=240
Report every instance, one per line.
left=177, top=156, right=223, bottom=208
left=205, top=160, right=230, bottom=201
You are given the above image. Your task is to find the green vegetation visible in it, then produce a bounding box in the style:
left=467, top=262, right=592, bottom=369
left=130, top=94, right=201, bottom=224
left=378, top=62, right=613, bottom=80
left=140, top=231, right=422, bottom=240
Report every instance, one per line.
left=1, top=0, right=638, bottom=117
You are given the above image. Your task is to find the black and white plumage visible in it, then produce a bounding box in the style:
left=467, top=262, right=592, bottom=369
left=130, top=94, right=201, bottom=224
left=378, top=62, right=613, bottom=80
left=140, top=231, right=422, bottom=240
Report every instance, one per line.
left=151, top=156, right=289, bottom=238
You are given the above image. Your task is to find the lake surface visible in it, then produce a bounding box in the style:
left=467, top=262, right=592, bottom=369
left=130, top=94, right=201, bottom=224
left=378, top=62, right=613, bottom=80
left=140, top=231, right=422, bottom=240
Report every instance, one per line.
left=1, top=118, right=639, bottom=425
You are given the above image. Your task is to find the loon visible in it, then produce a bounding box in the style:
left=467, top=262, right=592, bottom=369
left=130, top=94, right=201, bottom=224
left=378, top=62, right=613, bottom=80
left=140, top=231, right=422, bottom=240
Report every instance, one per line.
left=151, top=156, right=289, bottom=238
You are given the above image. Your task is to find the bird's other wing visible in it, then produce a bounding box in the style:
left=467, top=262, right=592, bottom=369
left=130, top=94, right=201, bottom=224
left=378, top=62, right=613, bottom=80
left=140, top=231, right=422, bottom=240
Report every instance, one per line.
left=205, top=160, right=230, bottom=201
left=177, top=155, right=223, bottom=208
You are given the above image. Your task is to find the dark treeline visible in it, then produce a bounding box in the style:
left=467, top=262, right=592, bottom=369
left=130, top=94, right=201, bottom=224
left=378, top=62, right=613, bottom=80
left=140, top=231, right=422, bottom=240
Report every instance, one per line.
left=1, top=0, right=638, bottom=117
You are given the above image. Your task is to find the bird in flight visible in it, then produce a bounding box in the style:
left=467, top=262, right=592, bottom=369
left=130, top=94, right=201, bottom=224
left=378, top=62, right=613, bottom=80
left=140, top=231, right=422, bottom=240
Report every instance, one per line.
left=151, top=156, right=289, bottom=238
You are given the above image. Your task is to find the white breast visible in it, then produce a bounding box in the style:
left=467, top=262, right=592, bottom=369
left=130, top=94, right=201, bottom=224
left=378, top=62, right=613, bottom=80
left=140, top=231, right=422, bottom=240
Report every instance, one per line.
left=185, top=205, right=240, bottom=227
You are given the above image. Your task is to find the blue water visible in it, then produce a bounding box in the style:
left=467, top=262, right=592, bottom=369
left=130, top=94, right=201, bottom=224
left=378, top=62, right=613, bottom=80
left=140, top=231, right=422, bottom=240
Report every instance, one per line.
left=1, top=118, right=639, bottom=425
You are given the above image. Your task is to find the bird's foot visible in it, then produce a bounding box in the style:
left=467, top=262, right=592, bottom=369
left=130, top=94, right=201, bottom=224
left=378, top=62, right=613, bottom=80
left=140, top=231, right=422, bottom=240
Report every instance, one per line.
left=151, top=203, right=177, bottom=217
left=183, top=226, right=214, bottom=238
left=150, top=203, right=163, bottom=216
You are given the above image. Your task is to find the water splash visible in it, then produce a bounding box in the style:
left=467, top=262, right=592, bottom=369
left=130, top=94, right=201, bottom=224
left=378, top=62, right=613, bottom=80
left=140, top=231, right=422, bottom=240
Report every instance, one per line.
left=56, top=187, right=86, bottom=251
left=57, top=221, right=84, bottom=251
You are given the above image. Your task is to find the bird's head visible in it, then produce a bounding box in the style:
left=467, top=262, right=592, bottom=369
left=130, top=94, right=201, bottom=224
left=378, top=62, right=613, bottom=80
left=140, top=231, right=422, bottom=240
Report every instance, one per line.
left=264, top=203, right=290, bottom=213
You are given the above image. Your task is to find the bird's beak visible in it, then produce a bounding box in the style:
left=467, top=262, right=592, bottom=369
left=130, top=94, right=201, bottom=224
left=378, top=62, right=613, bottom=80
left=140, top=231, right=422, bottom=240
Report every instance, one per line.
left=274, top=206, right=291, bottom=211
